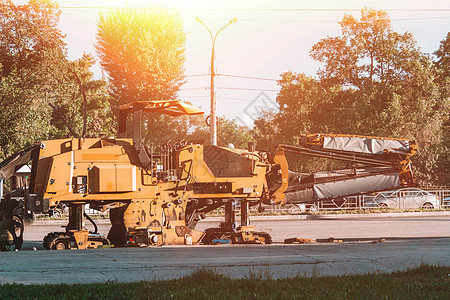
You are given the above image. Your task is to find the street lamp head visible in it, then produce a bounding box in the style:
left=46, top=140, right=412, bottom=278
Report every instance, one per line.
left=195, top=16, right=202, bottom=23
left=230, top=17, right=237, bottom=24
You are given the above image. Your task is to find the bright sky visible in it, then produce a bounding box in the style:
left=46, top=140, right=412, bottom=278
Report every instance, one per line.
left=13, top=1, right=450, bottom=127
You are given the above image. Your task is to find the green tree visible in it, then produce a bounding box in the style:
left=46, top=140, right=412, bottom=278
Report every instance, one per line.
left=0, top=1, right=115, bottom=159
left=310, top=9, right=425, bottom=89
left=309, top=8, right=443, bottom=140
left=430, top=33, right=450, bottom=186
left=435, top=33, right=450, bottom=88
left=96, top=8, right=185, bottom=104
left=273, top=72, right=346, bottom=141
left=50, top=54, right=114, bottom=139
left=311, top=9, right=448, bottom=186
left=216, top=117, right=253, bottom=149
left=252, top=110, right=280, bottom=150
left=0, top=0, right=66, bottom=157
left=253, top=72, right=359, bottom=147
left=176, top=116, right=253, bottom=149
left=256, top=9, right=447, bottom=185
left=96, top=7, right=187, bottom=144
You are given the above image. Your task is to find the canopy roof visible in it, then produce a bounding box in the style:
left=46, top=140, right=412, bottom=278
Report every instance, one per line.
left=119, top=100, right=204, bottom=117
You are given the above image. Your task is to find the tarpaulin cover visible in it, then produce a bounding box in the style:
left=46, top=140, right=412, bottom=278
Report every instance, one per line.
left=313, top=172, right=400, bottom=199
left=285, top=188, right=314, bottom=204
left=323, top=136, right=410, bottom=154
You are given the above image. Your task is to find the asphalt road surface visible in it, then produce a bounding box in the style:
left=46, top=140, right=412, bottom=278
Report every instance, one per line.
left=0, top=214, right=448, bottom=284
left=23, top=213, right=450, bottom=245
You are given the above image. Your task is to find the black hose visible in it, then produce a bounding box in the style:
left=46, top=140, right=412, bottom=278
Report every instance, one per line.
left=84, top=212, right=98, bottom=234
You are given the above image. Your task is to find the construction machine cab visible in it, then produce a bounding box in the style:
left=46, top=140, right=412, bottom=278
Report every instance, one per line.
left=117, top=100, right=204, bottom=170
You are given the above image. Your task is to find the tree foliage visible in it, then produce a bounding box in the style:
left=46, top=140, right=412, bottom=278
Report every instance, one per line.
left=96, top=7, right=191, bottom=144
left=431, top=33, right=450, bottom=186
left=311, top=9, right=426, bottom=89
left=156, top=115, right=253, bottom=149
left=50, top=53, right=114, bottom=139
left=0, top=0, right=66, bottom=157
left=216, top=117, right=253, bottom=149
left=96, top=7, right=185, bottom=104
left=254, top=9, right=449, bottom=186
left=435, top=33, right=450, bottom=85
left=0, top=0, right=113, bottom=159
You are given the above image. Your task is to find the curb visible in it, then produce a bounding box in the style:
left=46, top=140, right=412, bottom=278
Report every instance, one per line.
left=202, top=211, right=450, bottom=222
left=300, top=211, right=450, bottom=220
left=28, top=218, right=110, bottom=226
left=28, top=211, right=450, bottom=225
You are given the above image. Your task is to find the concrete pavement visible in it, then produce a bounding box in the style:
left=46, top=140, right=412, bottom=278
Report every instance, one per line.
left=0, top=238, right=448, bottom=284
left=0, top=212, right=447, bottom=284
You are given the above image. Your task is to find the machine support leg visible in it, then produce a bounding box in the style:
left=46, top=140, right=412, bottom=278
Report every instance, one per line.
left=44, top=203, right=109, bottom=250
left=203, top=199, right=272, bottom=245
left=67, top=204, right=85, bottom=232
left=222, top=200, right=236, bottom=231
left=225, top=200, right=235, bottom=223
left=241, top=200, right=249, bottom=227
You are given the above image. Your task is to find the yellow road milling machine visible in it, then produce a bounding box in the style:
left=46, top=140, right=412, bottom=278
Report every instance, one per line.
left=0, top=100, right=418, bottom=249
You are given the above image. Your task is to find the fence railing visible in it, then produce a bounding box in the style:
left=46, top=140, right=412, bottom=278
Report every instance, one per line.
left=49, top=188, right=450, bottom=217
left=265, top=188, right=450, bottom=213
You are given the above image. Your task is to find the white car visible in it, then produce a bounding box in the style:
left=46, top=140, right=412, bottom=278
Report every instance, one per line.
left=364, top=188, right=440, bottom=209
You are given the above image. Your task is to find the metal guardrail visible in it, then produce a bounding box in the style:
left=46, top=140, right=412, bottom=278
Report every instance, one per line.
left=422, top=187, right=450, bottom=206
left=39, top=188, right=450, bottom=217
left=266, top=188, right=450, bottom=213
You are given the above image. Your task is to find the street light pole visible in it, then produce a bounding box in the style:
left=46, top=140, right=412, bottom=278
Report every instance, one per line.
left=196, top=17, right=237, bottom=146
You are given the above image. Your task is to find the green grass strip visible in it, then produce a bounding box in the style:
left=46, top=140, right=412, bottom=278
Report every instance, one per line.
left=0, top=264, right=448, bottom=299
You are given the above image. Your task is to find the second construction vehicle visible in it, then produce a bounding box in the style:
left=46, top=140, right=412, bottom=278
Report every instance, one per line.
left=0, top=100, right=418, bottom=249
